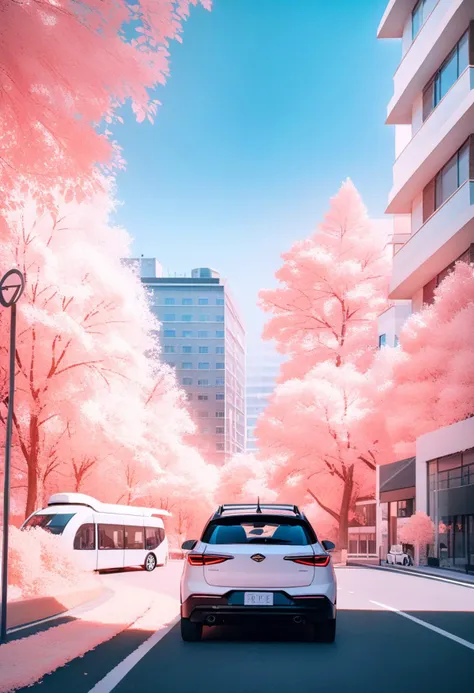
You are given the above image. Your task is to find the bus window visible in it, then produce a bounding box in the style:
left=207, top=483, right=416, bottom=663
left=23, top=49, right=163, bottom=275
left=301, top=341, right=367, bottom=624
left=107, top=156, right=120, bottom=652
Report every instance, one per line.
left=23, top=513, right=75, bottom=535
left=125, top=526, right=144, bottom=550
left=98, top=525, right=124, bottom=550
left=74, top=523, right=96, bottom=550
left=145, top=527, right=164, bottom=550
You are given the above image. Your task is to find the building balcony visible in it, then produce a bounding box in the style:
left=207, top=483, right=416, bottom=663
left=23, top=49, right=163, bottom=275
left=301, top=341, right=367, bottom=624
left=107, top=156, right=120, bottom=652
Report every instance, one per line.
left=386, top=0, right=474, bottom=125
left=387, top=67, right=474, bottom=213
left=389, top=180, right=474, bottom=298
left=378, top=0, right=418, bottom=39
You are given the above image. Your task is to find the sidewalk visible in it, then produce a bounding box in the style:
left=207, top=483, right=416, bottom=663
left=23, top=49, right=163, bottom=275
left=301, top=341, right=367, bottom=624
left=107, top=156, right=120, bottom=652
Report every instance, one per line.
left=349, top=560, right=474, bottom=587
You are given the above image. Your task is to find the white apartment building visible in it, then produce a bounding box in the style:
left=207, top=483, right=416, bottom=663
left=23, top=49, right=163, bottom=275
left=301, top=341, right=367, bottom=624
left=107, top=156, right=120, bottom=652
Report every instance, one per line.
left=378, top=0, right=474, bottom=570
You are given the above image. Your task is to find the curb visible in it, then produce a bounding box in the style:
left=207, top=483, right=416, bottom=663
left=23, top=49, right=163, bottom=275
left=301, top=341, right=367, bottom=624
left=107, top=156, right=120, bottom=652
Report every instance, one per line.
left=6, top=584, right=106, bottom=630
left=348, top=562, right=474, bottom=589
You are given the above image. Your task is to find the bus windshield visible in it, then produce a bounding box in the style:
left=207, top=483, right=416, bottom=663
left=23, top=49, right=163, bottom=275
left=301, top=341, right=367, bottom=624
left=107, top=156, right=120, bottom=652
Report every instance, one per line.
left=23, top=513, right=76, bottom=535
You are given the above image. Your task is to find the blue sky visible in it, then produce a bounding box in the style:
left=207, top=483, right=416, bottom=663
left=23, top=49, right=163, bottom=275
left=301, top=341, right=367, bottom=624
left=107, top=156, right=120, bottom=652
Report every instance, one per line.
left=113, top=0, right=399, bottom=344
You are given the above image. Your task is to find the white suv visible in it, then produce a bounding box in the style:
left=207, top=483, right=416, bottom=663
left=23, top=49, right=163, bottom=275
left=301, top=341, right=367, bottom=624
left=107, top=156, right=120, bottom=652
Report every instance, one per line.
left=180, top=503, right=337, bottom=642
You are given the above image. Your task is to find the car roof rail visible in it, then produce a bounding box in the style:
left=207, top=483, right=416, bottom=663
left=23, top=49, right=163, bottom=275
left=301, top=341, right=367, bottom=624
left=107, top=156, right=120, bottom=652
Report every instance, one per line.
left=215, top=503, right=303, bottom=517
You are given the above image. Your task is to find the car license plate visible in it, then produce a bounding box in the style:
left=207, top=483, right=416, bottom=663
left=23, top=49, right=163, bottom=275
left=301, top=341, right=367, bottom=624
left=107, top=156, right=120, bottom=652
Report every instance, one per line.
left=244, top=592, right=273, bottom=606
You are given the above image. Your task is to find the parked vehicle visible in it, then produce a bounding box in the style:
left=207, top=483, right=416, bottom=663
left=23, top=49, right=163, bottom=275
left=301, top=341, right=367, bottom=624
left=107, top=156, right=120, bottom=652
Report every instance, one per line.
left=180, top=502, right=337, bottom=642
left=386, top=544, right=413, bottom=566
left=21, top=492, right=170, bottom=572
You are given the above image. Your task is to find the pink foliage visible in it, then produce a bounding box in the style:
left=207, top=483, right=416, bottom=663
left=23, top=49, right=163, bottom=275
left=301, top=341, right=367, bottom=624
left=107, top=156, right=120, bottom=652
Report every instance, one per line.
left=0, top=0, right=211, bottom=217
left=257, top=181, right=391, bottom=548
left=1, top=526, right=96, bottom=600
left=398, top=511, right=434, bottom=549
left=0, top=186, right=215, bottom=523
left=213, top=453, right=278, bottom=504
left=379, top=262, right=474, bottom=457
left=260, top=179, right=390, bottom=380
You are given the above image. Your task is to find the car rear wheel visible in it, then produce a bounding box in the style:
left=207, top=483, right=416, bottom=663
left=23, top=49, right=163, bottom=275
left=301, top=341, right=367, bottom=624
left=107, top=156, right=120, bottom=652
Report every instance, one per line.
left=144, top=553, right=157, bottom=572
left=314, top=619, right=336, bottom=643
left=180, top=618, right=203, bottom=642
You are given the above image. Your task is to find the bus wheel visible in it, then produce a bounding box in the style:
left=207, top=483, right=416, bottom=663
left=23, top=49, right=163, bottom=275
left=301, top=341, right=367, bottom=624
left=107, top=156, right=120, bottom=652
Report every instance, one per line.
left=144, top=553, right=157, bottom=572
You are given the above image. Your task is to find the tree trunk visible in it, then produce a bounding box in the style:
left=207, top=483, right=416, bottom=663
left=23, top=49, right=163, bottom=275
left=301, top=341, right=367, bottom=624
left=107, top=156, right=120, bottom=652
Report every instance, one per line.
left=337, top=465, right=354, bottom=550
left=25, top=414, right=40, bottom=519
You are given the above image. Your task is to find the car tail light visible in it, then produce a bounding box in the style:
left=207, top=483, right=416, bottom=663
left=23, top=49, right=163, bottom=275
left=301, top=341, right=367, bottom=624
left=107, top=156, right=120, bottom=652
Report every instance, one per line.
left=187, top=554, right=234, bottom=566
left=284, top=555, right=330, bottom=567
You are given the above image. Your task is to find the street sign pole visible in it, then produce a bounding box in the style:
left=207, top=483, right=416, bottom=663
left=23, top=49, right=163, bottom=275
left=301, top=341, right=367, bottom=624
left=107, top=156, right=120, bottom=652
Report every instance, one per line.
left=0, top=269, right=25, bottom=644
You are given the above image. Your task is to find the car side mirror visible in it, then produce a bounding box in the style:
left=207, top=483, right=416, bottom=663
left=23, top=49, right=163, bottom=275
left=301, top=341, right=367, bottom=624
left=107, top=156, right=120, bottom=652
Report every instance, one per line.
left=181, top=539, right=198, bottom=551
left=322, top=540, right=335, bottom=552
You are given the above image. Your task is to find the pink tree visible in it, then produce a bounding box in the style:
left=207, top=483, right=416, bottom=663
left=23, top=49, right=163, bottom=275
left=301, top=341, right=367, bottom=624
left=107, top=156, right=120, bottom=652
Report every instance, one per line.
left=0, top=0, right=211, bottom=220
left=0, top=186, right=206, bottom=519
left=213, top=452, right=278, bottom=505
left=379, top=261, right=474, bottom=458
left=399, top=511, right=434, bottom=566
left=257, top=181, right=392, bottom=548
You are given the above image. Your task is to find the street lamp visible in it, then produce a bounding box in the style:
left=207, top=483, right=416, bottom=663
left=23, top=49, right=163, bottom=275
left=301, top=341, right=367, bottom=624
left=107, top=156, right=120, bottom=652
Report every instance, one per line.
left=0, top=268, right=25, bottom=644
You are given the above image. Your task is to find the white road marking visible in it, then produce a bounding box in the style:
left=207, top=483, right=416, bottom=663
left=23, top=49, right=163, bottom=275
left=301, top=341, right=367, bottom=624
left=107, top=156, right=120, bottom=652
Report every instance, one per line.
left=370, top=600, right=474, bottom=652
left=87, top=615, right=179, bottom=693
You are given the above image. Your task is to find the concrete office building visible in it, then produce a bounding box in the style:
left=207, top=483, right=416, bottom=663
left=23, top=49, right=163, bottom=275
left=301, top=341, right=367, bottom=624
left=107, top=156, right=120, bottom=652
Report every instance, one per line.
left=378, top=0, right=474, bottom=569
left=245, top=346, right=284, bottom=452
left=125, top=259, right=246, bottom=464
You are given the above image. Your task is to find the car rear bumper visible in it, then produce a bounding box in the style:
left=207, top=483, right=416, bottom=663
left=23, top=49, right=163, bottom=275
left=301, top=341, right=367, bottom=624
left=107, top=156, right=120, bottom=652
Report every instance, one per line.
left=182, top=592, right=336, bottom=625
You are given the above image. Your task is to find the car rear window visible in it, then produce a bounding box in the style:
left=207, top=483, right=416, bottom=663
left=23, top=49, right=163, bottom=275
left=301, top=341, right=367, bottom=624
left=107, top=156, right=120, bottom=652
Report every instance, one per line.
left=202, top=515, right=315, bottom=545
left=23, top=513, right=75, bottom=535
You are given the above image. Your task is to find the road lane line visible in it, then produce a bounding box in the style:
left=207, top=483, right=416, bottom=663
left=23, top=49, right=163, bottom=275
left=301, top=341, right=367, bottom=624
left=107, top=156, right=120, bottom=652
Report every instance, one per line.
left=370, top=600, right=474, bottom=652
left=87, top=615, right=179, bottom=693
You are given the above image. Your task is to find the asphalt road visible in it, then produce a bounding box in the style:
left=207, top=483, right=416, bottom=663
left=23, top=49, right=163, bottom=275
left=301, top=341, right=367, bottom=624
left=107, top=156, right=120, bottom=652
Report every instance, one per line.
left=13, top=563, right=474, bottom=693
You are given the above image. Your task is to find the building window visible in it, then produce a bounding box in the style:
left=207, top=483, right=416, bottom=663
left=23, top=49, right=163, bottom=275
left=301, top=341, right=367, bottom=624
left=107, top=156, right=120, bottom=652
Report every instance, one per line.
left=199, top=346, right=209, bottom=354
left=216, top=315, right=224, bottom=322
left=198, top=394, right=208, bottom=401
left=182, top=377, right=193, bottom=385
left=394, top=335, right=399, bottom=347
left=182, top=298, right=193, bottom=305
left=187, top=393, right=193, bottom=400
left=216, top=377, right=225, bottom=386
left=182, top=330, right=192, bottom=338
left=423, top=31, right=469, bottom=121
left=216, top=346, right=224, bottom=354
left=199, top=314, right=210, bottom=322
left=424, top=138, right=471, bottom=220
left=216, top=298, right=225, bottom=306
left=164, top=298, right=175, bottom=306
left=216, top=393, right=225, bottom=400
left=216, top=411, right=225, bottom=418
left=164, top=345, right=175, bottom=354
left=216, top=363, right=225, bottom=370
left=198, top=298, right=209, bottom=306
left=216, top=442, right=225, bottom=451
left=164, top=329, right=176, bottom=338
left=378, top=334, right=386, bottom=348
left=198, top=331, right=209, bottom=338
left=216, top=426, right=225, bottom=434
left=182, top=346, right=192, bottom=354
left=182, top=362, right=192, bottom=369
left=216, top=330, right=225, bottom=338
left=198, top=362, right=210, bottom=370
left=182, top=314, right=192, bottom=322
left=197, top=411, right=209, bottom=418
left=411, top=0, right=425, bottom=40
left=198, top=379, right=209, bottom=387
left=164, top=314, right=176, bottom=321
left=397, top=499, right=414, bottom=518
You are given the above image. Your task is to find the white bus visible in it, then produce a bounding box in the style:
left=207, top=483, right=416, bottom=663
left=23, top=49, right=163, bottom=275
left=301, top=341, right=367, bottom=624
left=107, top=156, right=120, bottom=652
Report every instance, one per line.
left=21, top=493, right=170, bottom=572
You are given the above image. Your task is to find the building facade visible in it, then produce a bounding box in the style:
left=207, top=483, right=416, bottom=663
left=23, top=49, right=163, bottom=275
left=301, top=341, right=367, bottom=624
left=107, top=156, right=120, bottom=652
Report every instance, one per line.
left=378, top=0, right=474, bottom=570
left=126, top=259, right=246, bottom=464
left=245, top=346, right=283, bottom=453
left=376, top=457, right=416, bottom=560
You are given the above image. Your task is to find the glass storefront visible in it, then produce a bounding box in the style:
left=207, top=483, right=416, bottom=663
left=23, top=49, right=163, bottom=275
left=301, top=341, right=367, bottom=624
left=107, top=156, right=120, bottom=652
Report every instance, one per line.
left=428, top=448, right=474, bottom=568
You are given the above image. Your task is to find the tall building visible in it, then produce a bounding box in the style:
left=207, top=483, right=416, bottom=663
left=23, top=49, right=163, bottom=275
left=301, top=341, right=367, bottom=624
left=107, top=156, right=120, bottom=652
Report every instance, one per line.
left=125, top=259, right=246, bottom=464
left=245, top=346, right=284, bottom=452
left=377, top=0, right=474, bottom=569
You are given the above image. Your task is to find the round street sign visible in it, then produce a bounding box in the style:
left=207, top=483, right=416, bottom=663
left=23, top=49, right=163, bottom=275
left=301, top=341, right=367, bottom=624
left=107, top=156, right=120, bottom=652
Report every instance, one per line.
left=0, top=269, right=25, bottom=308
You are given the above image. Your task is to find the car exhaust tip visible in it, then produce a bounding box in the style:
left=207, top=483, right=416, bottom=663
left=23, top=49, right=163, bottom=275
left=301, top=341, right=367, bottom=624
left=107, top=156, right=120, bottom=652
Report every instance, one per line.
left=293, top=616, right=303, bottom=624
left=206, top=615, right=216, bottom=625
